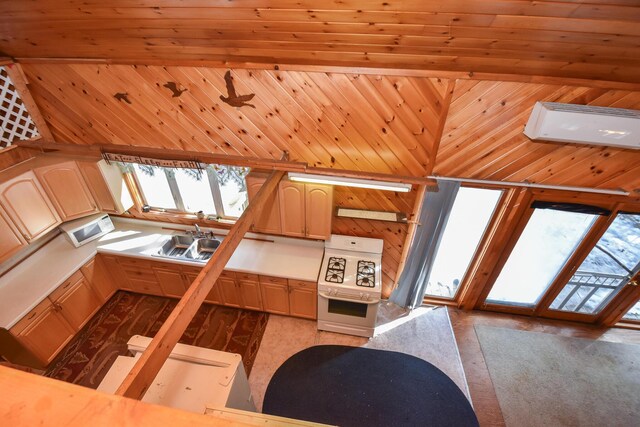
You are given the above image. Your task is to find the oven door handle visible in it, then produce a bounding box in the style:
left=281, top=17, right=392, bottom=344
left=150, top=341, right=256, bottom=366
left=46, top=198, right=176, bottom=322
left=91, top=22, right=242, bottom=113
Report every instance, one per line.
left=318, top=291, right=380, bottom=305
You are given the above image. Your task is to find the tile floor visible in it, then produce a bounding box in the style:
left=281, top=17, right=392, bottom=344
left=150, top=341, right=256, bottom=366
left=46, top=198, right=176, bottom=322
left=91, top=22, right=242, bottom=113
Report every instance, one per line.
left=248, top=302, right=469, bottom=411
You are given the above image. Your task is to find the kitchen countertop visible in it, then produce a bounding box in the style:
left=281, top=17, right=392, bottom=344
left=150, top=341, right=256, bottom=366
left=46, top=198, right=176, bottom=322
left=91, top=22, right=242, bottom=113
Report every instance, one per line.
left=0, top=218, right=324, bottom=330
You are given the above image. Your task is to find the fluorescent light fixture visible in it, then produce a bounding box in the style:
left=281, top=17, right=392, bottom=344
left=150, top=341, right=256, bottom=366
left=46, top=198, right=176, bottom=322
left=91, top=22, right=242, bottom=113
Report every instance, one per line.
left=288, top=172, right=412, bottom=192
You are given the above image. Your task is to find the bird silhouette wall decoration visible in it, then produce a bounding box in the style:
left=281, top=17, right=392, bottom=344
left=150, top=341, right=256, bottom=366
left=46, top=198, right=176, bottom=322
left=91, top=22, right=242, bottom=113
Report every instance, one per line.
left=114, top=92, right=131, bottom=104
left=220, top=71, right=256, bottom=108
left=163, top=81, right=188, bottom=98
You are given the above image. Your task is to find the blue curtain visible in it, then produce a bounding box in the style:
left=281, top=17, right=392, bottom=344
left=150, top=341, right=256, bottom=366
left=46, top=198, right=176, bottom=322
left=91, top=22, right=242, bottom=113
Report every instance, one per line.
left=390, top=180, right=460, bottom=309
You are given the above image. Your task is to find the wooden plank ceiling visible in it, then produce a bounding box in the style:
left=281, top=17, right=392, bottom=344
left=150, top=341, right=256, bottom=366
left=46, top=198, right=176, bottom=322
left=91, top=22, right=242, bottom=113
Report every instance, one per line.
left=2, top=1, right=640, bottom=83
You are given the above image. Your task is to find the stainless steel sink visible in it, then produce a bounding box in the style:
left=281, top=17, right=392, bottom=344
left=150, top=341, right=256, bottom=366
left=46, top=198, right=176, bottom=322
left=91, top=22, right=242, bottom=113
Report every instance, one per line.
left=157, top=235, right=195, bottom=258
left=185, top=238, right=221, bottom=262
left=154, top=234, right=220, bottom=263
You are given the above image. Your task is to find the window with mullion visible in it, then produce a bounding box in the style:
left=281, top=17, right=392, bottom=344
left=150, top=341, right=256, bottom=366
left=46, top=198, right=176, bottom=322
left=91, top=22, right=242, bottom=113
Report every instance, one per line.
left=131, top=163, right=248, bottom=219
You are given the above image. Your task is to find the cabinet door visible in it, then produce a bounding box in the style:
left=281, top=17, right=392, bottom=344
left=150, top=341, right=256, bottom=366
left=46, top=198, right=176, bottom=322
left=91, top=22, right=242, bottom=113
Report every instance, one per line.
left=279, top=180, right=306, bottom=237
left=35, top=161, right=98, bottom=221
left=0, top=171, right=61, bottom=241
left=77, top=161, right=119, bottom=213
left=260, top=277, right=290, bottom=315
left=186, top=272, right=224, bottom=305
left=154, top=267, right=187, bottom=298
left=11, top=298, right=75, bottom=366
left=81, top=256, right=117, bottom=303
left=51, top=271, right=101, bottom=331
left=101, top=255, right=133, bottom=291
left=0, top=203, right=27, bottom=262
left=238, top=275, right=263, bottom=311
left=305, top=184, right=333, bottom=240
left=289, top=280, right=318, bottom=319
left=247, top=173, right=281, bottom=235
left=218, top=276, right=242, bottom=308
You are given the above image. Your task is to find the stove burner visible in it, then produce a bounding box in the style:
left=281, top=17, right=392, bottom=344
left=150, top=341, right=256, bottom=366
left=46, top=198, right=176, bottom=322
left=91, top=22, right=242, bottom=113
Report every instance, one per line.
left=325, top=256, right=346, bottom=284
left=357, top=260, right=375, bottom=288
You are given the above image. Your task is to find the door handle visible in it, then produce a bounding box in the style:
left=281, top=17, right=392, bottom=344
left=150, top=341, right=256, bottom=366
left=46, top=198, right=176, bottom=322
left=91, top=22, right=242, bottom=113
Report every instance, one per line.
left=629, top=280, right=638, bottom=287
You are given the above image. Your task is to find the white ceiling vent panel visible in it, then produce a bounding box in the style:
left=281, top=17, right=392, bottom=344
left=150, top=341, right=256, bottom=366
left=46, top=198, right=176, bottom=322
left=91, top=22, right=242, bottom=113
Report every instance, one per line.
left=524, top=102, right=640, bottom=150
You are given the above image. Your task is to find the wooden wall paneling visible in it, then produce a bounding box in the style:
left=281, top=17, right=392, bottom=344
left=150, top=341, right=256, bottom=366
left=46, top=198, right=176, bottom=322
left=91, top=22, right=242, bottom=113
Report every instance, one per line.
left=3, top=64, right=55, bottom=143
left=202, top=68, right=322, bottom=164
left=322, top=72, right=428, bottom=176
left=285, top=71, right=389, bottom=173
left=435, top=80, right=640, bottom=193
left=114, top=66, right=236, bottom=155
left=230, top=68, right=347, bottom=169
left=166, top=66, right=283, bottom=159
left=272, top=70, right=381, bottom=171
left=23, top=65, right=153, bottom=147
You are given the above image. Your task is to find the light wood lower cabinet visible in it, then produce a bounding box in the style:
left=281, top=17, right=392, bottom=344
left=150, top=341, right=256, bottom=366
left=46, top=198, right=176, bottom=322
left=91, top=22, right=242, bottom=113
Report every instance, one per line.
left=260, top=276, right=317, bottom=319
left=49, top=271, right=102, bottom=331
left=260, top=276, right=290, bottom=315
left=237, top=273, right=263, bottom=311
left=81, top=256, right=118, bottom=303
left=154, top=267, right=187, bottom=298
left=288, top=280, right=318, bottom=319
left=10, top=298, right=76, bottom=366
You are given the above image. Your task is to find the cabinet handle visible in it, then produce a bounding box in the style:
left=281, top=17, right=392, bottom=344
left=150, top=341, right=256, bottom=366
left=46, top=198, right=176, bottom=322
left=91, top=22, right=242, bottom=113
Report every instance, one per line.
left=27, top=311, right=37, bottom=320
left=53, top=303, right=62, bottom=311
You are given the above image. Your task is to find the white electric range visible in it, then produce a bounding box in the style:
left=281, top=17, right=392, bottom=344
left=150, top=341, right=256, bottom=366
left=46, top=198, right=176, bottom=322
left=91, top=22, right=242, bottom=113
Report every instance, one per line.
left=317, top=234, right=384, bottom=338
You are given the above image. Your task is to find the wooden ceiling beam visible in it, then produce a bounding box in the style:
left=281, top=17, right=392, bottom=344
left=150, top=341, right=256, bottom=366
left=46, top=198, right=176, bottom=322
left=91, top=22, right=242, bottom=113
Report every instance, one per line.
left=115, top=168, right=286, bottom=399
left=14, top=58, right=640, bottom=91
left=16, top=140, right=436, bottom=185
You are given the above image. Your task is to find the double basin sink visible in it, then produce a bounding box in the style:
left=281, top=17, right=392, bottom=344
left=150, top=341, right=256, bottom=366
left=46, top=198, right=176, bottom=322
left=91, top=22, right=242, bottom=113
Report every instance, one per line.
left=154, top=234, right=221, bottom=263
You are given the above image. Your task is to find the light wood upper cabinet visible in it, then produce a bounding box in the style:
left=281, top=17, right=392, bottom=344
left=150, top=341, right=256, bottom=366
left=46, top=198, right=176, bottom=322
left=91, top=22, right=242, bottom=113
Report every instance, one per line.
left=248, top=173, right=333, bottom=239
left=0, top=170, right=61, bottom=241
left=279, top=180, right=306, bottom=237
left=304, top=184, right=333, bottom=240
left=77, top=160, right=133, bottom=214
left=246, top=173, right=282, bottom=235
left=0, top=203, right=27, bottom=263
left=10, top=298, right=75, bottom=366
left=35, top=161, right=98, bottom=221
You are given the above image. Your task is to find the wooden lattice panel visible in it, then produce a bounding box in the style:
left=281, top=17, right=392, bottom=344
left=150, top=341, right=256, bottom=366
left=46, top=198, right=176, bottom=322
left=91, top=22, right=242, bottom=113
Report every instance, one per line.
left=0, top=66, right=39, bottom=148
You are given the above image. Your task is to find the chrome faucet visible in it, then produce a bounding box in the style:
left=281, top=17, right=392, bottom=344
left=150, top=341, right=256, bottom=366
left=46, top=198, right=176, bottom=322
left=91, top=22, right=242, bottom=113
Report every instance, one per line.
left=191, top=224, right=214, bottom=239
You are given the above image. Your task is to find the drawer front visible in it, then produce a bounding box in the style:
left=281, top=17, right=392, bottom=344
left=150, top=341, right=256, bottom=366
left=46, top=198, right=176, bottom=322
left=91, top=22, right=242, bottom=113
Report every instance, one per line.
left=128, top=278, right=164, bottom=296
left=10, top=298, right=53, bottom=336
left=122, top=267, right=158, bottom=282
left=288, top=279, right=317, bottom=290
left=220, top=270, right=236, bottom=279
left=236, top=272, right=259, bottom=282
left=259, top=275, right=287, bottom=285
left=117, top=256, right=153, bottom=269
left=49, top=270, right=84, bottom=301
left=182, top=266, right=203, bottom=275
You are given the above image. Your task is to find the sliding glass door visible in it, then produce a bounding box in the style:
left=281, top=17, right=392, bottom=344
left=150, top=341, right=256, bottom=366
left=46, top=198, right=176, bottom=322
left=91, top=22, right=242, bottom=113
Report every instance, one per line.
left=485, top=206, right=598, bottom=308
left=548, top=213, right=640, bottom=316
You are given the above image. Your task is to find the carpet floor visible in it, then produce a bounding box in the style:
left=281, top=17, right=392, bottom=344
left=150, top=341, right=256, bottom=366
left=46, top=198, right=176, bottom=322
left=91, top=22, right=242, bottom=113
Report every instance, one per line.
left=263, top=345, right=479, bottom=427
left=476, top=325, right=640, bottom=427
left=45, top=291, right=269, bottom=389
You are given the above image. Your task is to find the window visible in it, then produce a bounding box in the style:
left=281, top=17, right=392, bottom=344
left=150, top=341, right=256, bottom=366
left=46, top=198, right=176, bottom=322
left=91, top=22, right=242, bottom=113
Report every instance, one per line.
left=424, top=187, right=502, bottom=299
left=131, top=163, right=249, bottom=219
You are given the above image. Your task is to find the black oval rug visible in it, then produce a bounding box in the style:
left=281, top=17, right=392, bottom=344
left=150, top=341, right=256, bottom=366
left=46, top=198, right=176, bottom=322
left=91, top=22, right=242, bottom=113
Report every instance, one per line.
left=263, top=345, right=479, bottom=427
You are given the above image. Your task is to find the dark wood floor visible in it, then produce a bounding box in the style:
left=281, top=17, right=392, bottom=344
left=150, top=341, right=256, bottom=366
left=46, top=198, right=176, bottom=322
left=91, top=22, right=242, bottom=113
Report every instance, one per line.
left=448, top=308, right=640, bottom=427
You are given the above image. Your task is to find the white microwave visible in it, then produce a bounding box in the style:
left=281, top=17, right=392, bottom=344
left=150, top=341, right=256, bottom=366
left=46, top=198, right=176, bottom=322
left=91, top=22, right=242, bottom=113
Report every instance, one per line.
left=59, top=213, right=115, bottom=248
